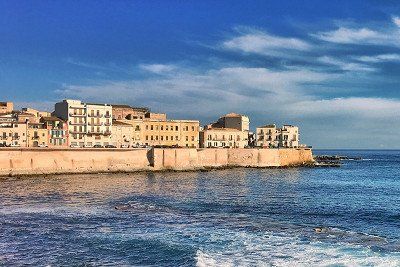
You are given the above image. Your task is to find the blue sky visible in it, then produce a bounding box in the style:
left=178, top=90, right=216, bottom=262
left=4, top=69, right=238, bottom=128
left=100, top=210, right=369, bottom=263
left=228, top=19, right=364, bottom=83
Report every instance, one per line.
left=2, top=0, right=400, bottom=148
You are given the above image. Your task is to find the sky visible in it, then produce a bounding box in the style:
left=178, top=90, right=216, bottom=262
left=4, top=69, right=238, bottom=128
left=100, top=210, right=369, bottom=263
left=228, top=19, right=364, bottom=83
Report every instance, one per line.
left=1, top=0, right=400, bottom=149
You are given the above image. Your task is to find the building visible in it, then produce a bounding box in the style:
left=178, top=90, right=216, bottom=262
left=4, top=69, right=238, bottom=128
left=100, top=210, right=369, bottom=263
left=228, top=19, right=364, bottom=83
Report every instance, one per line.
left=256, top=124, right=299, bottom=148
left=54, top=99, right=113, bottom=147
left=0, top=113, right=16, bottom=126
left=112, top=105, right=149, bottom=120
left=111, top=120, right=134, bottom=147
left=142, top=119, right=200, bottom=148
left=0, top=123, right=28, bottom=147
left=212, top=113, right=250, bottom=132
left=145, top=112, right=167, bottom=121
left=280, top=125, right=299, bottom=148
left=22, top=108, right=51, bottom=119
left=200, top=113, right=250, bottom=148
left=40, top=117, right=69, bottom=147
left=199, top=126, right=248, bottom=148
left=0, top=102, right=13, bottom=113
left=27, top=123, right=48, bottom=147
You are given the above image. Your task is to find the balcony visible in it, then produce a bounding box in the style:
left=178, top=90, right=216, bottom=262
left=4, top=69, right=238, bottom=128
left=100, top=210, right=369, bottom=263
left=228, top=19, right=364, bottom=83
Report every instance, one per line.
left=104, top=131, right=111, bottom=136
left=88, top=122, right=102, bottom=126
left=104, top=122, right=111, bottom=126
left=69, top=113, right=86, bottom=117
left=88, top=114, right=102, bottom=118
left=69, top=130, right=87, bottom=134
left=69, top=121, right=86, bottom=125
left=104, top=114, right=111, bottom=118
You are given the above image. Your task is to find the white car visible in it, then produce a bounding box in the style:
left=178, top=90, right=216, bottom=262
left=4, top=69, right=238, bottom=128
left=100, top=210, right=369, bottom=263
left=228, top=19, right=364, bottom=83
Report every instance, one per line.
left=38, top=144, right=48, bottom=148
left=84, top=144, right=93, bottom=148
left=121, top=144, right=129, bottom=148
left=70, top=144, right=81, bottom=148
left=10, top=144, right=21, bottom=147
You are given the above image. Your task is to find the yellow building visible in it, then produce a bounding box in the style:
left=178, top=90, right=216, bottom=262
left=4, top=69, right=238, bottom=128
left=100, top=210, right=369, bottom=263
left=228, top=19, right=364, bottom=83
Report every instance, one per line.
left=0, top=102, right=13, bottom=113
left=27, top=123, right=49, bottom=147
left=142, top=119, right=199, bottom=148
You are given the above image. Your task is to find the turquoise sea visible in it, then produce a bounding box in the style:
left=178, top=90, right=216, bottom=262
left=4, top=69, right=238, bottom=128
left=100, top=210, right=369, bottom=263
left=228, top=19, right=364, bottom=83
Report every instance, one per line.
left=1, top=150, right=400, bottom=266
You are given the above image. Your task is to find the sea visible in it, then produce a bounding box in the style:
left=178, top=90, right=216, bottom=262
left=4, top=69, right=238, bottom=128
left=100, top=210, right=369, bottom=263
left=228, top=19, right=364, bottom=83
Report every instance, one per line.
left=1, top=150, right=400, bottom=266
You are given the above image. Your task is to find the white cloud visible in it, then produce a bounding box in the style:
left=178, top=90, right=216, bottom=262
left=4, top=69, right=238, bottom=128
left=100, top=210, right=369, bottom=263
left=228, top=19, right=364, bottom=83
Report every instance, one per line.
left=318, top=56, right=375, bottom=72
left=313, top=27, right=383, bottom=44
left=392, top=16, right=400, bottom=27
left=223, top=28, right=311, bottom=56
left=139, top=64, right=176, bottom=74
left=355, top=54, right=400, bottom=63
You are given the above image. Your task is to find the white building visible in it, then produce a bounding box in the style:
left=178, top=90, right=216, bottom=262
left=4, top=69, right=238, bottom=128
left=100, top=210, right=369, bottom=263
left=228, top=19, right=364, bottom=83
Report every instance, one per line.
left=54, top=99, right=113, bottom=147
left=256, top=124, right=299, bottom=148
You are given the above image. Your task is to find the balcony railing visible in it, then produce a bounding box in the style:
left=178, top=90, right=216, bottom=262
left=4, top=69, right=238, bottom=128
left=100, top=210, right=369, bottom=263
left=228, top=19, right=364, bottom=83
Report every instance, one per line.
left=69, top=113, right=86, bottom=117
left=69, top=121, right=86, bottom=125
left=104, top=131, right=111, bottom=135
left=88, top=122, right=102, bottom=126
left=104, top=114, right=111, bottom=118
left=88, top=114, right=102, bottom=118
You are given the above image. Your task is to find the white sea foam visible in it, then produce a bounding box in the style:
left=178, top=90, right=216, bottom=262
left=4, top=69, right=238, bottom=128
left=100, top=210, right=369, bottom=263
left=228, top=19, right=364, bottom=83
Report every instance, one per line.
left=195, top=230, right=400, bottom=267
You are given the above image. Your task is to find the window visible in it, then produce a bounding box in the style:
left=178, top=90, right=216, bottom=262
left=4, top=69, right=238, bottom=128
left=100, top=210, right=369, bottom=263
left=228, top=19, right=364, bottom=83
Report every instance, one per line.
left=186, top=136, right=188, bottom=141
left=161, top=136, right=164, bottom=141
left=146, top=135, right=148, bottom=140
left=151, top=136, right=154, bottom=140
left=175, top=126, right=178, bottom=131
left=156, top=136, right=158, bottom=140
left=151, top=125, right=153, bottom=130
left=175, top=136, right=178, bottom=140
left=161, top=126, right=163, bottom=130
left=191, top=136, right=194, bottom=141
left=192, top=126, right=195, bottom=131
left=146, top=125, right=148, bottom=130
left=165, top=126, right=168, bottom=130
left=186, top=126, right=189, bottom=131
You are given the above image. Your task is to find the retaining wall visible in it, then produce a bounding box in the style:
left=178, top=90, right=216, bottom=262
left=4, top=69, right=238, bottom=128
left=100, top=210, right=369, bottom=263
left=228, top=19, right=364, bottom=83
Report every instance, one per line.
left=0, top=148, right=314, bottom=176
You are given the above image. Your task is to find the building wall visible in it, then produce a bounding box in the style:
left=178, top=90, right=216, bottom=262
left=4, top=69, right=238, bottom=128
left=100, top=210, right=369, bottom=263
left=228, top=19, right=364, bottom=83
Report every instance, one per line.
left=142, top=120, right=199, bottom=148
left=112, top=106, right=148, bottom=120
left=0, top=123, right=28, bottom=147
left=0, top=102, right=13, bottom=113
left=199, top=128, right=248, bottom=148
left=27, top=127, right=48, bottom=147
left=0, top=148, right=314, bottom=176
left=111, top=123, right=134, bottom=147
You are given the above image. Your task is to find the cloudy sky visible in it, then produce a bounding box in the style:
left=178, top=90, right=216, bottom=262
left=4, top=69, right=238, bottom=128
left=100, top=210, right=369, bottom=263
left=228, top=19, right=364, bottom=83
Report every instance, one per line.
left=2, top=0, right=400, bottom=149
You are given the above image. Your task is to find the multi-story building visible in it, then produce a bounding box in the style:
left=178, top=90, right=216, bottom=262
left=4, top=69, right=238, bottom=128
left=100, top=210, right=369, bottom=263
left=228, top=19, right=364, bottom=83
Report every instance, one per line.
left=112, top=105, right=149, bottom=120
left=142, top=119, right=200, bottom=148
left=199, top=126, right=248, bottom=148
left=111, top=121, right=135, bottom=148
left=54, top=99, right=113, bottom=147
left=280, top=125, right=299, bottom=148
left=0, top=123, right=28, bottom=147
left=256, top=124, right=299, bottom=148
left=0, top=113, right=16, bottom=126
left=200, top=113, right=250, bottom=148
left=27, top=123, right=48, bottom=147
left=40, top=117, right=69, bottom=147
left=0, top=102, right=13, bottom=113
left=212, top=113, right=250, bottom=132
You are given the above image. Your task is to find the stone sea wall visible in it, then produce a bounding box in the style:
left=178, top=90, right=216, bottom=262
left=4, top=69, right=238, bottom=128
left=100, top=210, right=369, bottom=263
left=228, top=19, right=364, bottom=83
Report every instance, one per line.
left=0, top=148, right=314, bottom=177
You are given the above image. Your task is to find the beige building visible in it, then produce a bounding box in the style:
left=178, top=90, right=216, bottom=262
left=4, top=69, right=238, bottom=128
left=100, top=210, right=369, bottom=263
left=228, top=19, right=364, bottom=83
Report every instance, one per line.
left=256, top=124, right=299, bottom=148
left=27, top=123, right=48, bottom=147
left=212, top=113, right=250, bottom=132
left=199, top=126, right=248, bottom=148
left=54, top=99, right=113, bottom=147
left=22, top=108, right=51, bottom=119
left=111, top=121, right=135, bottom=148
left=0, top=123, right=28, bottom=147
left=0, top=102, right=13, bottom=113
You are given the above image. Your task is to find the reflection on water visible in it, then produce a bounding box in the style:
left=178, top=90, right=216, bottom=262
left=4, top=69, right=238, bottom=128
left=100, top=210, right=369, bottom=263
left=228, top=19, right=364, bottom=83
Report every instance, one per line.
left=1, top=152, right=400, bottom=266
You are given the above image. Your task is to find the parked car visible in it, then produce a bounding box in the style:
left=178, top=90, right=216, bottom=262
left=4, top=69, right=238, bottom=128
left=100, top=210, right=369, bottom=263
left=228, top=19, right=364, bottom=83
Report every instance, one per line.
left=93, top=144, right=103, bottom=148
left=84, top=144, right=93, bottom=148
left=121, top=144, right=129, bottom=148
left=70, top=144, right=80, bottom=148
left=105, top=145, right=117, bottom=148
left=38, top=144, right=48, bottom=148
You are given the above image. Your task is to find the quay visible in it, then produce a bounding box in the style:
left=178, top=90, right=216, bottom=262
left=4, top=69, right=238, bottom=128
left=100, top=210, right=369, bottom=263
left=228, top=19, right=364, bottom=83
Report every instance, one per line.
left=0, top=147, right=314, bottom=177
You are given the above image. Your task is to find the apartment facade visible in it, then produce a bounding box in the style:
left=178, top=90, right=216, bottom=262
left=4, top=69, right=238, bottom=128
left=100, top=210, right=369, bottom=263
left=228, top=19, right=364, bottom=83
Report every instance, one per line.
left=54, top=99, right=113, bottom=147
left=199, top=127, right=248, bottom=148
left=213, top=113, right=250, bottom=132
left=111, top=121, right=134, bottom=147
left=256, top=124, right=299, bottom=148
left=142, top=119, right=200, bottom=148
left=27, top=123, right=48, bottom=147
left=40, top=117, right=69, bottom=147
left=0, top=123, right=28, bottom=147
